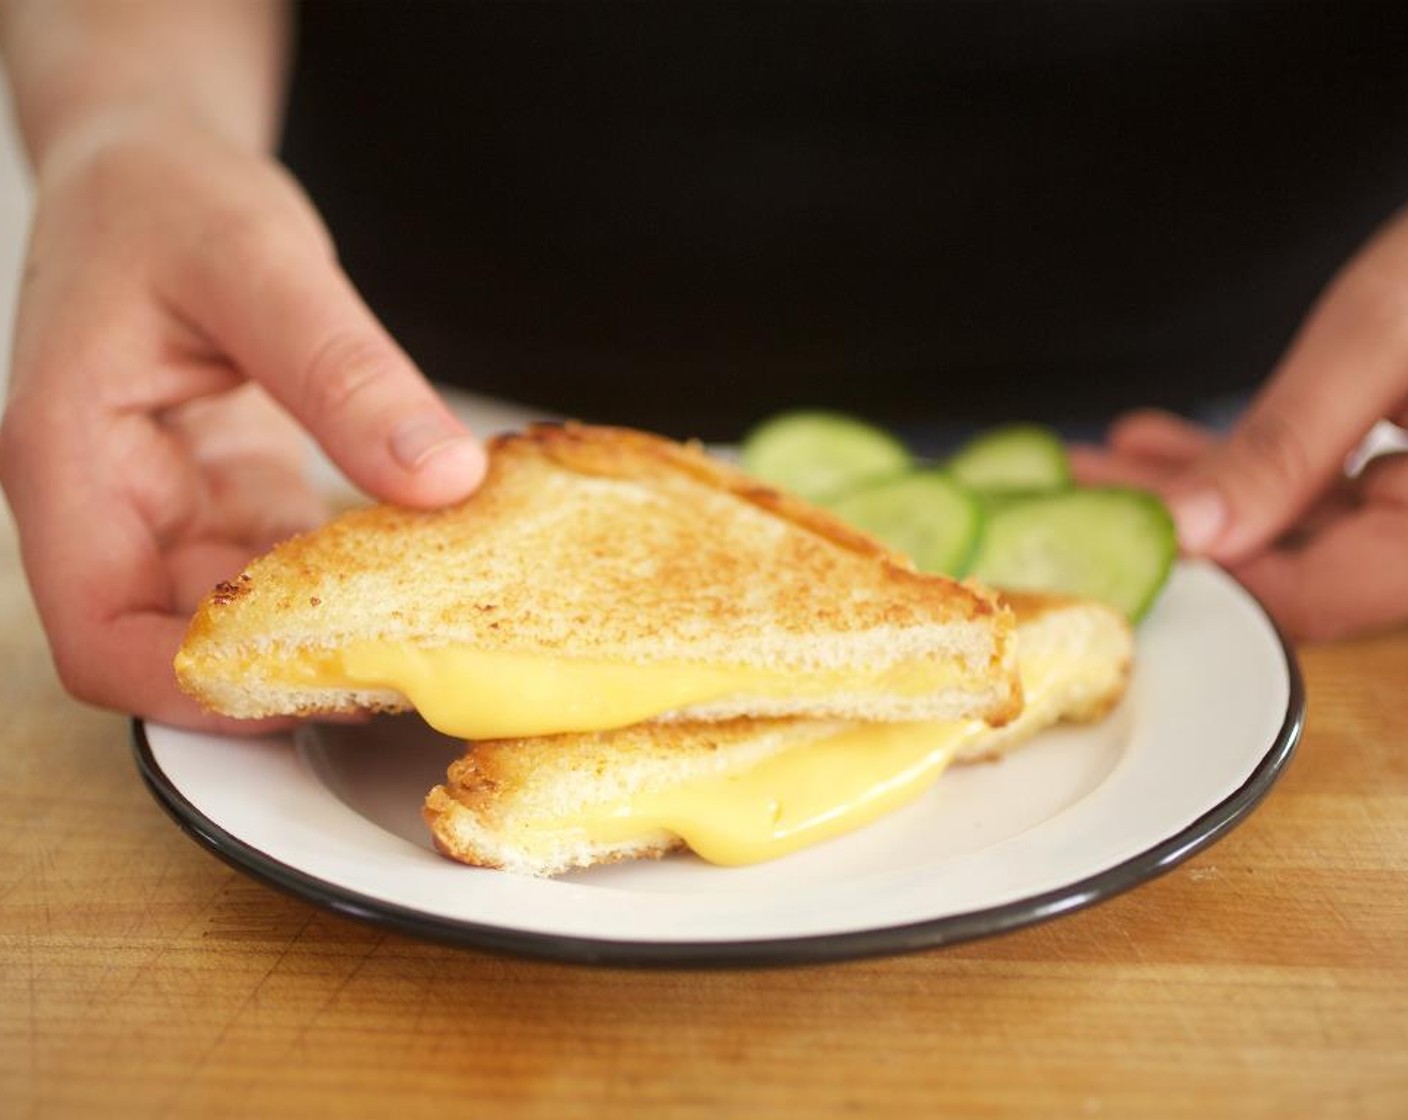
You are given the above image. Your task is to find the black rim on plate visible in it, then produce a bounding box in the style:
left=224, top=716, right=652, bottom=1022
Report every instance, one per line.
left=131, top=629, right=1305, bottom=970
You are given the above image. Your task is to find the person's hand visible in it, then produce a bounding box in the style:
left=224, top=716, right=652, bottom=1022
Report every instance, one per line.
left=1071, top=208, right=1408, bottom=642
left=0, top=112, right=486, bottom=729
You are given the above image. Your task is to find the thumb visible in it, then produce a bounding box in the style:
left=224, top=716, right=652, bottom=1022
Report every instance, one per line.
left=1167, top=207, right=1408, bottom=562
left=177, top=214, right=485, bottom=507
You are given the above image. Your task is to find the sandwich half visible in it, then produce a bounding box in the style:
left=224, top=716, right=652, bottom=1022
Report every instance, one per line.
left=424, top=592, right=1132, bottom=877
left=176, top=423, right=1019, bottom=739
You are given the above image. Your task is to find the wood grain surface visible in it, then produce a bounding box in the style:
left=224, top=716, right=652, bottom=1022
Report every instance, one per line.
left=1, top=517, right=1405, bottom=1120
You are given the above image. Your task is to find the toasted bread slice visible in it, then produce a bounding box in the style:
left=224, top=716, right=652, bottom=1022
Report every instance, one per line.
left=176, top=423, right=1019, bottom=738
left=424, top=593, right=1131, bottom=877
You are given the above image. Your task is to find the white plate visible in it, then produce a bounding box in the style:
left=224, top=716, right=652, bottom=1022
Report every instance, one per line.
left=134, top=561, right=1302, bottom=966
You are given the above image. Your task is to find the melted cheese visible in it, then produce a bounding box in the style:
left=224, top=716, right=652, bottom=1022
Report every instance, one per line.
left=281, top=642, right=977, bottom=739
left=531, top=657, right=1064, bottom=866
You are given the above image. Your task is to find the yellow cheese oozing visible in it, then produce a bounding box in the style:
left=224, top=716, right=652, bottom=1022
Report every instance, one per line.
left=283, top=642, right=977, bottom=740
left=527, top=656, right=1063, bottom=866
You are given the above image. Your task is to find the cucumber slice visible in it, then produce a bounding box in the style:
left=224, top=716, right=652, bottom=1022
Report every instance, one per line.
left=740, top=411, right=912, bottom=503
left=828, top=470, right=982, bottom=577
left=969, top=487, right=1176, bottom=620
left=971, top=485, right=1055, bottom=518
left=949, top=424, right=1071, bottom=493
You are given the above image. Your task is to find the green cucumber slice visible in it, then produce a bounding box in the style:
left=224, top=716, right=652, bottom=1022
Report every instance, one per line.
left=971, top=485, right=1056, bottom=518
left=740, top=411, right=911, bottom=503
left=949, top=424, right=1071, bottom=493
left=969, top=487, right=1176, bottom=620
left=827, top=470, right=982, bottom=577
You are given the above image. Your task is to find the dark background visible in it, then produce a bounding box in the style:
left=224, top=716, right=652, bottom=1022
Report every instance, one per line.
left=282, top=1, right=1408, bottom=442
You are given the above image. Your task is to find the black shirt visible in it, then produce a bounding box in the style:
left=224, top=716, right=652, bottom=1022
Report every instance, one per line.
left=282, top=1, right=1408, bottom=441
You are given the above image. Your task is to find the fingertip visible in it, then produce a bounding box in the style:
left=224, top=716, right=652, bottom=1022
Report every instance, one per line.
left=381, top=411, right=486, bottom=506
left=1167, top=486, right=1229, bottom=555
left=400, top=432, right=487, bottom=506
left=1108, top=408, right=1174, bottom=449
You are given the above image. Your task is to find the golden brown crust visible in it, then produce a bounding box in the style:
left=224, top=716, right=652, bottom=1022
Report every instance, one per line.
left=997, top=589, right=1080, bottom=622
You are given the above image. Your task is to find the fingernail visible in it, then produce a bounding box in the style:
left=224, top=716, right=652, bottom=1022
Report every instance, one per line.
left=390, top=415, right=474, bottom=471
left=422, top=436, right=486, bottom=492
left=1169, top=486, right=1228, bottom=553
